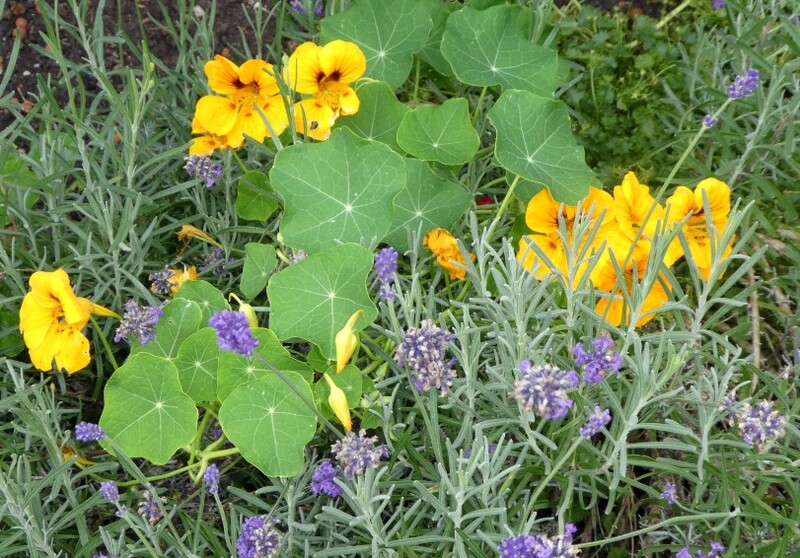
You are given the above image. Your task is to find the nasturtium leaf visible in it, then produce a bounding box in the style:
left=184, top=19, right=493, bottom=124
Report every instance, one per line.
left=240, top=243, right=277, bottom=300
left=219, top=371, right=316, bottom=477
left=216, top=328, right=312, bottom=401
left=99, top=353, right=198, bottom=464
left=174, top=327, right=220, bottom=402
left=315, top=365, right=363, bottom=420
left=396, top=98, right=480, bottom=165
left=130, top=298, right=203, bottom=360
left=320, top=0, right=432, bottom=89
left=307, top=344, right=331, bottom=372
left=385, top=158, right=472, bottom=251
left=337, top=80, right=410, bottom=153
left=509, top=173, right=544, bottom=205
left=417, top=0, right=457, bottom=76
left=236, top=171, right=280, bottom=221
left=267, top=244, right=377, bottom=360
left=269, top=128, right=405, bottom=253
left=175, top=280, right=228, bottom=325
left=487, top=89, right=594, bottom=204
left=441, top=5, right=558, bottom=96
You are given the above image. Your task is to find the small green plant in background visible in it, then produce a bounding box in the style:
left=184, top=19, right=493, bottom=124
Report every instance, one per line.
left=0, top=1, right=797, bottom=557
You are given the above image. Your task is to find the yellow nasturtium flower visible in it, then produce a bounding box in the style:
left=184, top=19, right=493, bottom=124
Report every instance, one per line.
left=516, top=187, right=615, bottom=284
left=285, top=40, right=366, bottom=140
left=665, top=178, right=733, bottom=280
left=169, top=266, right=198, bottom=295
left=592, top=232, right=670, bottom=327
left=424, top=228, right=475, bottom=280
left=335, top=310, right=363, bottom=372
left=324, top=372, right=353, bottom=432
left=193, top=56, right=289, bottom=149
left=19, top=269, right=117, bottom=374
left=176, top=224, right=220, bottom=247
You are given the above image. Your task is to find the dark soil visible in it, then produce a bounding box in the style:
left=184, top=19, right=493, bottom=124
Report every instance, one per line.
left=0, top=0, right=275, bottom=130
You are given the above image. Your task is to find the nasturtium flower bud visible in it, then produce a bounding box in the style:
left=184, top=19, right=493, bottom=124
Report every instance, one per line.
left=335, top=310, right=363, bottom=372
left=228, top=293, right=258, bottom=328
left=324, top=372, right=352, bottom=432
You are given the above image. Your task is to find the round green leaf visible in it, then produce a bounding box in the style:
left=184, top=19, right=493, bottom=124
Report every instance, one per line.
left=241, top=243, right=277, bottom=301
left=216, top=328, right=312, bottom=402
left=175, top=327, right=220, bottom=402
left=441, top=5, right=558, bottom=96
left=396, top=98, right=479, bottom=165
left=385, top=158, right=472, bottom=251
left=219, top=371, right=316, bottom=477
left=321, top=0, right=432, bottom=89
left=315, top=365, right=363, bottom=420
left=417, top=0, right=457, bottom=76
left=269, top=128, right=405, bottom=253
left=175, top=280, right=229, bottom=325
left=487, top=89, right=594, bottom=205
left=267, top=244, right=377, bottom=360
left=130, top=298, right=203, bottom=360
left=337, top=80, right=410, bottom=153
left=236, top=171, right=280, bottom=221
left=100, top=353, right=198, bottom=464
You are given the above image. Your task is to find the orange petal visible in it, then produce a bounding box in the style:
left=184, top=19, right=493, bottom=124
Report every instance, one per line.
left=204, top=55, right=242, bottom=96
left=194, top=95, right=240, bottom=137
left=54, top=325, right=92, bottom=374
left=285, top=42, right=324, bottom=94
left=319, top=40, right=367, bottom=85
left=338, top=86, right=360, bottom=116
left=293, top=99, right=336, bottom=141
left=238, top=59, right=280, bottom=98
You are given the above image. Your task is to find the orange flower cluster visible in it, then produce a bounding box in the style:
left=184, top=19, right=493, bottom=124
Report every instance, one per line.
left=517, top=172, right=734, bottom=327
left=191, top=40, right=366, bottom=153
left=424, top=228, right=475, bottom=280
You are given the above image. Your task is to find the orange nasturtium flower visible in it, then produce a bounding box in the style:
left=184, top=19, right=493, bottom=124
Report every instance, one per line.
left=19, top=269, right=117, bottom=374
left=193, top=56, right=289, bottom=149
left=517, top=187, right=615, bottom=284
left=665, top=178, right=733, bottom=280
left=424, top=228, right=474, bottom=280
left=285, top=40, right=366, bottom=140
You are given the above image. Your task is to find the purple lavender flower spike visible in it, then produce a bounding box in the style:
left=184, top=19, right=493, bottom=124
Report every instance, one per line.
left=75, top=421, right=105, bottom=442
left=498, top=525, right=579, bottom=558
left=149, top=267, right=175, bottom=296
left=512, top=360, right=579, bottom=420
left=661, top=482, right=677, bottom=505
left=114, top=300, right=163, bottom=345
left=237, top=516, right=282, bottom=558
left=375, top=247, right=398, bottom=300
left=184, top=154, right=223, bottom=188
left=310, top=460, right=343, bottom=497
left=733, top=400, right=786, bottom=451
left=199, top=247, right=234, bottom=275
left=137, top=491, right=165, bottom=524
left=209, top=310, right=259, bottom=356
left=573, top=336, right=622, bottom=384
left=579, top=405, right=611, bottom=439
left=702, top=114, right=718, bottom=128
left=332, top=430, right=387, bottom=478
left=204, top=463, right=220, bottom=495
left=728, top=68, right=759, bottom=99
left=99, top=481, right=119, bottom=504
left=712, top=0, right=725, bottom=9
left=395, top=319, right=457, bottom=396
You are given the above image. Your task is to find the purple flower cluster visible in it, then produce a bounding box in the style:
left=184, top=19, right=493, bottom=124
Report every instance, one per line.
left=204, top=463, right=221, bottom=495
left=512, top=361, right=579, bottom=420
left=374, top=247, right=398, bottom=300
left=149, top=267, right=176, bottom=296
left=661, top=482, right=677, bottom=505
left=712, top=0, right=725, bottom=9
left=728, top=68, right=759, bottom=99
left=395, top=319, right=457, bottom=396
left=676, top=542, right=725, bottom=558
left=579, top=405, right=611, bottom=439
left=289, top=0, right=323, bottom=17
left=702, top=115, right=719, bottom=128
left=498, top=524, right=578, bottom=558
left=237, top=516, right=282, bottom=558
left=331, top=430, right=388, bottom=478
left=209, top=310, right=259, bottom=356
left=310, top=460, right=343, bottom=497
left=137, top=491, right=164, bottom=524
left=573, top=336, right=622, bottom=384
left=114, top=300, right=163, bottom=345
left=286, top=248, right=307, bottom=264
left=199, top=247, right=234, bottom=275
left=99, top=481, right=119, bottom=504
left=184, top=154, right=223, bottom=188
left=733, top=400, right=786, bottom=451
left=75, top=421, right=105, bottom=442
